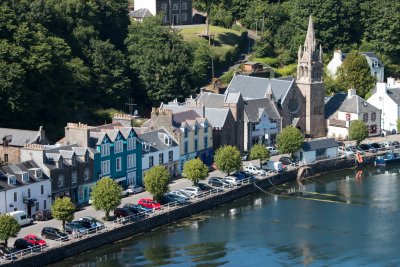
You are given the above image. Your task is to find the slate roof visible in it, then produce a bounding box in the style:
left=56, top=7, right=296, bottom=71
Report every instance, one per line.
left=224, top=92, right=241, bottom=104
left=226, top=75, right=294, bottom=102
left=387, top=89, right=400, bottom=105
left=204, top=108, right=230, bottom=128
left=301, top=138, right=338, bottom=152
left=172, top=110, right=200, bottom=124
left=325, top=93, right=347, bottom=118
left=342, top=52, right=383, bottom=66
left=196, top=92, right=225, bottom=108
left=139, top=129, right=178, bottom=154
left=129, top=8, right=153, bottom=19
left=0, top=161, right=48, bottom=191
left=244, top=98, right=281, bottom=122
left=0, top=128, right=48, bottom=146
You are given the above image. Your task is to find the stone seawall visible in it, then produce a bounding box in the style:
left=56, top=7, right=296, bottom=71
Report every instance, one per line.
left=3, top=157, right=362, bottom=267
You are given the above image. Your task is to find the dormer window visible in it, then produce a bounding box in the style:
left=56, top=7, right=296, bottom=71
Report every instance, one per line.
left=127, top=137, right=136, bottom=150
left=142, top=143, right=150, bottom=152
left=194, top=126, right=198, bottom=135
left=101, top=143, right=110, bottom=157
left=164, top=135, right=172, bottom=146
left=22, top=172, right=29, bottom=183
left=184, top=128, right=188, bottom=138
left=373, top=60, right=378, bottom=68
left=7, top=175, right=16, bottom=186
left=114, top=140, right=123, bottom=153
left=204, top=123, right=208, bottom=133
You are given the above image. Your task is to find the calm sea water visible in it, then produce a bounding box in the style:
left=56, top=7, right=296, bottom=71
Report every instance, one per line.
left=51, top=166, right=400, bottom=267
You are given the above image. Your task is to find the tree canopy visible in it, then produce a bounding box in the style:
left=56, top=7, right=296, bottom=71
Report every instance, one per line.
left=276, top=126, right=304, bottom=157
left=91, top=177, right=122, bottom=220
left=182, top=158, right=209, bottom=185
left=51, top=197, right=75, bottom=231
left=144, top=166, right=170, bottom=201
left=349, top=120, right=368, bottom=145
left=0, top=214, right=20, bottom=247
left=249, top=144, right=270, bottom=166
left=214, top=145, right=241, bottom=175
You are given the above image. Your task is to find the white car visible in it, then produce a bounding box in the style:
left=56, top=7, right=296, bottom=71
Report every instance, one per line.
left=169, top=190, right=191, bottom=200
left=338, top=146, right=355, bottom=157
left=266, top=147, right=279, bottom=156
left=244, top=165, right=266, bottom=176
left=181, top=187, right=202, bottom=197
left=124, top=185, right=144, bottom=195
left=223, top=176, right=242, bottom=186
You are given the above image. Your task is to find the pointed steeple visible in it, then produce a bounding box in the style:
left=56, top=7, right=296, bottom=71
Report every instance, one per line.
left=304, top=15, right=316, bottom=51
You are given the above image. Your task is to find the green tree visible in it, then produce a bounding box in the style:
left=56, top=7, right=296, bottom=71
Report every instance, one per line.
left=397, top=118, right=400, bottom=134
left=91, top=177, right=122, bottom=220
left=214, top=145, right=241, bottom=175
left=51, top=197, right=75, bottom=231
left=349, top=120, right=368, bottom=145
left=182, top=158, right=209, bottom=185
left=253, top=30, right=274, bottom=57
left=0, top=214, right=20, bottom=247
left=276, top=126, right=304, bottom=157
left=144, top=165, right=170, bottom=201
left=193, top=0, right=220, bottom=36
left=336, top=51, right=376, bottom=98
left=249, top=144, right=270, bottom=166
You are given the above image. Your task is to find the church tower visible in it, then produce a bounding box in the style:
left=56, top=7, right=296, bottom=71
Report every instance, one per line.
left=296, top=15, right=326, bottom=137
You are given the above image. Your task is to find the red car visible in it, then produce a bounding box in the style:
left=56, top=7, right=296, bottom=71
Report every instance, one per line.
left=24, top=234, right=47, bottom=246
left=138, top=198, right=161, bottom=210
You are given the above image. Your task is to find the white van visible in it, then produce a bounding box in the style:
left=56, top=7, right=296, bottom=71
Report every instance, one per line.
left=8, top=211, right=33, bottom=226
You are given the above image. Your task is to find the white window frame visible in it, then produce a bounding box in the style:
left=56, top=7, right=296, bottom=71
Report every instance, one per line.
left=127, top=154, right=136, bottom=169
left=84, top=168, right=89, bottom=180
left=182, top=13, right=187, bottom=21
left=116, top=157, right=122, bottom=172
left=58, top=175, right=64, bottom=188
left=71, top=171, right=77, bottom=184
left=114, top=140, right=123, bottom=154
left=127, top=137, right=136, bottom=150
left=161, top=3, right=167, bottom=11
left=172, top=3, right=178, bottom=10
left=182, top=2, right=187, bottom=10
left=101, top=144, right=110, bottom=157
left=101, top=160, right=110, bottom=175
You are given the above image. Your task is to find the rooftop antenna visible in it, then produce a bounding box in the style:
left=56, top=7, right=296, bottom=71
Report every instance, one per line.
left=125, top=98, right=137, bottom=116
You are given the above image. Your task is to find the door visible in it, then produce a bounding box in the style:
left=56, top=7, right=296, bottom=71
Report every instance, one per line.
left=127, top=172, right=136, bottom=185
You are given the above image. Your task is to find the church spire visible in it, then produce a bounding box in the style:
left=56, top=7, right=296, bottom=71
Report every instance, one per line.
left=304, top=15, right=316, bottom=52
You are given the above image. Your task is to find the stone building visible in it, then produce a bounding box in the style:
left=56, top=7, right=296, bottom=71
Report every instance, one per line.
left=0, top=127, right=49, bottom=165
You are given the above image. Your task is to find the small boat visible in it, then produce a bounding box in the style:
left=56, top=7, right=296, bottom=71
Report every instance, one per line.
left=374, top=152, right=400, bottom=166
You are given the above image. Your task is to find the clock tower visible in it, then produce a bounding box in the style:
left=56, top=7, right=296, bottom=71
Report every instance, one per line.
left=296, top=15, right=326, bottom=137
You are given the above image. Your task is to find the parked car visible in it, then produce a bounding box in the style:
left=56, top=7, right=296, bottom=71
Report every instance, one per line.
left=23, top=234, right=46, bottom=247
left=0, top=246, right=17, bottom=260
left=114, top=208, right=135, bottom=219
left=34, top=210, right=52, bottom=221
left=181, top=187, right=203, bottom=197
left=359, top=144, right=377, bottom=153
left=392, top=141, right=400, bottom=148
left=370, top=142, right=384, bottom=150
left=13, top=239, right=35, bottom=250
left=8, top=211, right=33, bottom=226
left=124, top=203, right=152, bottom=214
left=169, top=190, right=191, bottom=200
left=237, top=171, right=255, bottom=181
left=77, top=216, right=105, bottom=230
left=138, top=198, right=161, bottom=210
left=243, top=165, right=266, bottom=176
left=338, top=146, right=355, bottom=157
left=197, top=183, right=213, bottom=191
left=41, top=227, right=69, bottom=241
left=279, top=156, right=296, bottom=167
left=160, top=193, right=187, bottom=205
left=65, top=222, right=89, bottom=235
left=124, top=185, right=145, bottom=195
left=208, top=177, right=230, bottom=187
left=231, top=171, right=246, bottom=179
left=223, top=176, right=242, bottom=186
left=351, top=146, right=366, bottom=155
left=266, top=146, right=279, bottom=156
left=241, top=152, right=249, bottom=161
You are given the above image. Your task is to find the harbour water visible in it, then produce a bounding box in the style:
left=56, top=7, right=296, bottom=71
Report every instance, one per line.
left=51, top=166, right=400, bottom=266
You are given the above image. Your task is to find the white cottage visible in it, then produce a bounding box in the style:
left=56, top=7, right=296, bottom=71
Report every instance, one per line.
left=295, top=138, right=339, bottom=165
left=0, top=161, right=51, bottom=217
left=367, top=77, right=400, bottom=133
left=325, top=89, right=381, bottom=140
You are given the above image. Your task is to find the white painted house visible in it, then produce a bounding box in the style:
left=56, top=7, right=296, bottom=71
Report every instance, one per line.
left=327, top=50, right=384, bottom=82
left=0, top=161, right=51, bottom=217
left=294, top=138, right=339, bottom=165
left=140, top=128, right=180, bottom=178
left=325, top=89, right=381, bottom=140
left=367, top=77, right=400, bottom=133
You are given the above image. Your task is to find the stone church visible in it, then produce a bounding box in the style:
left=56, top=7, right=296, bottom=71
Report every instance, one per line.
left=225, top=15, right=326, bottom=138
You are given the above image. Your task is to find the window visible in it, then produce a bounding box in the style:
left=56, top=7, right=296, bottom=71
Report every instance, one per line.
left=371, top=112, right=376, bottom=122
left=374, top=60, right=378, bottom=68
left=149, top=156, right=154, bottom=167
left=28, top=188, right=31, bottom=198
left=101, top=144, right=110, bottom=157
left=44, top=200, right=47, bottom=210
left=163, top=15, right=168, bottom=23
left=194, top=126, right=198, bottom=135
left=204, top=123, right=208, bottom=133
left=101, top=160, right=110, bottom=175
left=169, top=151, right=173, bottom=162
left=172, top=3, right=178, bottom=10
left=84, top=168, right=89, bottom=180
left=184, top=128, right=188, bottom=138
left=161, top=3, right=167, bottom=10
left=127, top=154, right=136, bottom=169
left=58, top=175, right=64, bottom=188
left=4, top=154, right=8, bottom=164
left=316, top=148, right=326, bottom=157
left=195, top=140, right=198, bottom=151
left=36, top=202, right=39, bottom=211
left=182, top=13, right=187, bottom=21
left=370, top=125, right=377, bottom=134
left=35, top=169, right=42, bottom=179
left=114, top=140, right=123, bottom=153
left=363, top=113, right=368, bottom=122
left=71, top=156, right=76, bottom=166
left=127, top=137, right=136, bottom=150
left=182, top=2, right=187, bottom=10
left=71, top=171, right=77, bottom=184
left=116, top=157, right=122, bottom=171
left=164, top=135, right=172, bottom=145
left=204, top=137, right=208, bottom=148
left=159, top=153, right=164, bottom=164
left=41, top=185, right=44, bottom=195
left=14, top=192, right=17, bottom=202
left=184, top=142, right=188, bottom=153
left=252, top=124, right=256, bottom=131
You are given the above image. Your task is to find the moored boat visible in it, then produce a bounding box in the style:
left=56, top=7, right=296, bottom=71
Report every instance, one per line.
left=375, top=152, right=400, bottom=166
